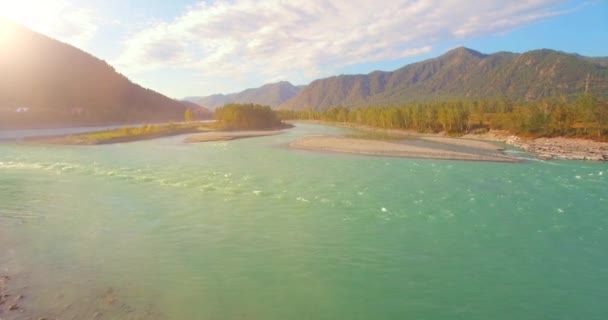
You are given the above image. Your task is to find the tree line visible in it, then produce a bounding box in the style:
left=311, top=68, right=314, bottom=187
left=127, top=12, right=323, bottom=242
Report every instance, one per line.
left=277, top=95, right=608, bottom=140
left=215, top=103, right=282, bottom=130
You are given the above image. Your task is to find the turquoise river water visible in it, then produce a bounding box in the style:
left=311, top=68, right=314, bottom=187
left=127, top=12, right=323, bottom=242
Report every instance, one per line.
left=1, top=124, right=607, bottom=319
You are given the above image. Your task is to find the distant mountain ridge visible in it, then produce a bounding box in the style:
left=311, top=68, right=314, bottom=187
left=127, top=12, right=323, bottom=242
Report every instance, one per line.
left=0, top=20, right=209, bottom=128
left=578, top=55, right=608, bottom=67
left=185, top=81, right=302, bottom=110
left=278, top=47, right=608, bottom=110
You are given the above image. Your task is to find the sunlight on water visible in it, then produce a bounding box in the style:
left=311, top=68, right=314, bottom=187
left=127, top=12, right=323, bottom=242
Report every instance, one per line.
left=1, top=124, right=608, bottom=319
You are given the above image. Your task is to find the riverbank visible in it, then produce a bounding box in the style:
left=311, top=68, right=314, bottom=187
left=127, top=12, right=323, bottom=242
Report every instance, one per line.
left=290, top=120, right=608, bottom=161
left=0, top=271, right=162, bottom=319
left=289, top=136, right=520, bottom=162
left=24, top=122, right=212, bottom=145
left=461, top=131, right=608, bottom=161
left=0, top=274, right=24, bottom=316
left=184, top=130, right=285, bottom=143
left=21, top=122, right=293, bottom=145
left=507, top=136, right=608, bottom=161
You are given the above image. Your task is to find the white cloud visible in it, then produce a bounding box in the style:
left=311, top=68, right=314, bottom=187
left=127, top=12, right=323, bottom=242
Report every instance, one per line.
left=0, top=0, right=98, bottom=49
left=115, top=0, right=572, bottom=93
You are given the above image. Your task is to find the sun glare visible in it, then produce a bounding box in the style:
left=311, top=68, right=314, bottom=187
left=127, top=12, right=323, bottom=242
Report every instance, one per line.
left=0, top=0, right=63, bottom=42
left=0, top=17, right=17, bottom=45
left=0, top=1, right=32, bottom=23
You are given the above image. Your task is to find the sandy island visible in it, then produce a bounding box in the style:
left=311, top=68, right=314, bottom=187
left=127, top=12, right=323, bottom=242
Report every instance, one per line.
left=289, top=136, right=520, bottom=162
left=184, top=130, right=284, bottom=143
left=419, top=136, right=504, bottom=151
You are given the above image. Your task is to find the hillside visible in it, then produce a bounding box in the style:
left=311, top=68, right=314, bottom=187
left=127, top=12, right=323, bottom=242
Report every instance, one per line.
left=185, top=81, right=302, bottom=110
left=181, top=100, right=213, bottom=119
left=0, top=20, right=206, bottom=129
left=279, top=47, right=608, bottom=110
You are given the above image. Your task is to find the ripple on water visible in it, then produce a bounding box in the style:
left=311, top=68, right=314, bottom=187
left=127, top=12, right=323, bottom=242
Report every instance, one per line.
left=1, top=159, right=278, bottom=200
left=2, top=125, right=608, bottom=320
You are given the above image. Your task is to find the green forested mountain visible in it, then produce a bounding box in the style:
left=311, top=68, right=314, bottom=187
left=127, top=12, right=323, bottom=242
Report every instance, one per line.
left=279, top=47, right=608, bottom=110
left=185, top=81, right=302, bottom=110
left=0, top=21, right=205, bottom=129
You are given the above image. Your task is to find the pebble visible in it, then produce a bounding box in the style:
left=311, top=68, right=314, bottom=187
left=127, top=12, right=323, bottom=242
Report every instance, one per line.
left=505, top=137, right=608, bottom=161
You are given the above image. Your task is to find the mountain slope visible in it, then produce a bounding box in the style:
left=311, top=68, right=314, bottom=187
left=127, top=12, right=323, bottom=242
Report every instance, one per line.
left=279, top=47, right=608, bottom=110
left=180, top=101, right=213, bottom=118
left=185, top=81, right=302, bottom=110
left=0, top=20, right=202, bottom=128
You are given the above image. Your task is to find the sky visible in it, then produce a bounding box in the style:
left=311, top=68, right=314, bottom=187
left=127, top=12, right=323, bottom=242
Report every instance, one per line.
left=0, top=0, right=607, bottom=98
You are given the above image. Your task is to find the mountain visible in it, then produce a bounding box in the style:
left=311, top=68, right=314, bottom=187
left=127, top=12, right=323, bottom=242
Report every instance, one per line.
left=184, top=94, right=227, bottom=111
left=181, top=101, right=213, bottom=118
left=185, top=81, right=302, bottom=110
left=279, top=47, right=608, bottom=110
left=0, top=20, right=206, bottom=129
left=578, top=55, right=608, bottom=67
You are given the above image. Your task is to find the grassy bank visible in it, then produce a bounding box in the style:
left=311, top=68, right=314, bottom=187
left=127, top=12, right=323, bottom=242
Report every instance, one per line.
left=28, top=122, right=217, bottom=145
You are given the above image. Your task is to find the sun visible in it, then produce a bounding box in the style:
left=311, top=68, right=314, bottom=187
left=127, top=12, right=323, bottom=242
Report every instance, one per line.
left=0, top=0, right=64, bottom=38
left=0, top=1, right=34, bottom=24
left=0, top=2, right=33, bottom=44
left=0, top=17, right=18, bottom=45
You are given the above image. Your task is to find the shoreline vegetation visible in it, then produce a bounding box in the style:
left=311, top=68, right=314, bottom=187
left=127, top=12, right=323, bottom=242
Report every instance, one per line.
left=22, top=104, right=294, bottom=145
left=23, top=122, right=291, bottom=145
left=290, top=120, right=608, bottom=161
left=8, top=100, right=608, bottom=161
left=184, top=103, right=293, bottom=143
left=279, top=94, right=608, bottom=161
left=277, top=96, right=608, bottom=140
left=25, top=122, right=214, bottom=145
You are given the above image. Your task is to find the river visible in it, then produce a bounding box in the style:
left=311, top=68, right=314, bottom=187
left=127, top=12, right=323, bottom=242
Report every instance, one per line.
left=1, top=123, right=607, bottom=319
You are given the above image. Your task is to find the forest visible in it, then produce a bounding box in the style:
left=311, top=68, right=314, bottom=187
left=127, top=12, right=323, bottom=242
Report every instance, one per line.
left=277, top=95, right=608, bottom=140
left=215, top=103, right=282, bottom=130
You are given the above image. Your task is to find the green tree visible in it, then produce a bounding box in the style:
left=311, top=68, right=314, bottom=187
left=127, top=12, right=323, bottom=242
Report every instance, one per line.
left=274, top=95, right=606, bottom=140
left=215, top=103, right=281, bottom=130
left=592, top=101, right=608, bottom=138
left=184, top=108, right=193, bottom=122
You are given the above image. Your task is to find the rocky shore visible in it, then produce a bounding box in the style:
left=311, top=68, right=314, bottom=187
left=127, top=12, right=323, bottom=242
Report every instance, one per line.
left=461, top=130, right=608, bottom=161
left=504, top=136, right=608, bottom=161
